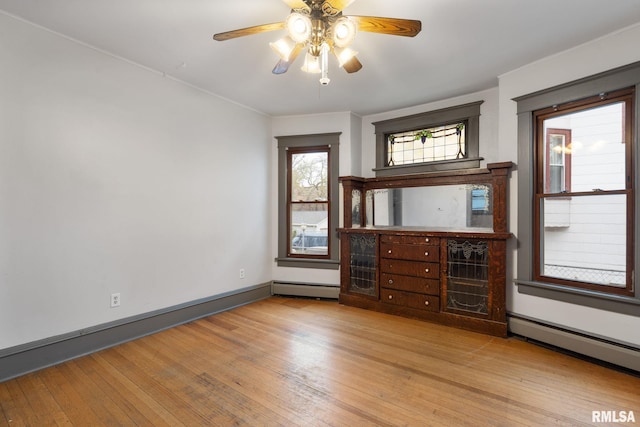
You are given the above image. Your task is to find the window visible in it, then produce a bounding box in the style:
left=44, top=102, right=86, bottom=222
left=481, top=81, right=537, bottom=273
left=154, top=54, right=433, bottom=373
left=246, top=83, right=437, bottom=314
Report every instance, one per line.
left=467, top=185, right=492, bottom=229
left=545, top=128, right=572, bottom=194
left=515, top=61, right=640, bottom=314
left=373, top=101, right=483, bottom=177
left=534, top=88, right=634, bottom=296
left=386, top=122, right=466, bottom=166
left=288, top=147, right=329, bottom=257
left=276, top=133, right=340, bottom=269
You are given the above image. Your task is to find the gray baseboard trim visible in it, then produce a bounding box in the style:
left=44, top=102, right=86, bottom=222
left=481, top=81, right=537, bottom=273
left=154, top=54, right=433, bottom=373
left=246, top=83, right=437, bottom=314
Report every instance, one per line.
left=0, top=283, right=272, bottom=383
left=272, top=281, right=340, bottom=299
left=508, top=315, right=640, bottom=372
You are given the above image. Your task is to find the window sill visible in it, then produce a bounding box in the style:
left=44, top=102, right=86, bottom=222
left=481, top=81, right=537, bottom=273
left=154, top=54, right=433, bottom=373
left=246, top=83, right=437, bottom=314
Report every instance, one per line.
left=276, top=257, right=340, bottom=270
left=515, top=279, right=640, bottom=316
left=373, top=157, right=483, bottom=177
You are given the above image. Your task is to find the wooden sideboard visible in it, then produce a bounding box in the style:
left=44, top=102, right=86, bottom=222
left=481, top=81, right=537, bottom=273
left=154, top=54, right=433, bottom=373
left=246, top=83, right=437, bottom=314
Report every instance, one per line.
left=338, top=162, right=513, bottom=337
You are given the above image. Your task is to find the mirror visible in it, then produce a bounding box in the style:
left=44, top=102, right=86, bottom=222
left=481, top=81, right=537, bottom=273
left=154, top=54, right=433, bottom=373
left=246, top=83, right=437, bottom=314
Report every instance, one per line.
left=351, top=189, right=362, bottom=227
left=365, top=184, right=493, bottom=231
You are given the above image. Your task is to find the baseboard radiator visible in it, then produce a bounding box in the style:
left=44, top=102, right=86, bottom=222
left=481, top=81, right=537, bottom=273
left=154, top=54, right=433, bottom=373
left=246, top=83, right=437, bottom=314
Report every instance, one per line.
left=271, top=281, right=340, bottom=299
left=508, top=315, right=640, bottom=372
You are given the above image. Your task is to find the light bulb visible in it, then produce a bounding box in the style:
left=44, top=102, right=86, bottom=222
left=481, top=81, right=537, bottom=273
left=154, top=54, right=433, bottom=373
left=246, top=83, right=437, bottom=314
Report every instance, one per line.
left=332, top=17, right=356, bottom=48
left=286, top=13, right=312, bottom=43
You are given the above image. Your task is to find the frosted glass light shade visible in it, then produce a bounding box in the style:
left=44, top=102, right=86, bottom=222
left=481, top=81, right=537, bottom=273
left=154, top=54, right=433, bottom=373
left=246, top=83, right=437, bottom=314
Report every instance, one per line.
left=286, top=13, right=312, bottom=43
left=334, top=46, right=358, bottom=67
left=269, top=37, right=296, bottom=61
left=332, top=17, right=356, bottom=48
left=301, top=52, right=321, bottom=73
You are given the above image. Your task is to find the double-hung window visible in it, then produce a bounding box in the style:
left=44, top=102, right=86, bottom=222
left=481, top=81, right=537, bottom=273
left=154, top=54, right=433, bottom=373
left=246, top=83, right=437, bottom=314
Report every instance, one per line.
left=287, top=146, right=330, bottom=258
left=276, top=133, right=340, bottom=269
left=515, top=61, right=640, bottom=313
left=545, top=128, right=572, bottom=194
left=534, top=88, right=634, bottom=296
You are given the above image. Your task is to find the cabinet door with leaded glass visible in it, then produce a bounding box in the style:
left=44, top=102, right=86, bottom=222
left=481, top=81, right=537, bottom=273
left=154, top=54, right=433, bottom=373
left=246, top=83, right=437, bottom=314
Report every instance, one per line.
left=444, top=239, right=490, bottom=318
left=346, top=233, right=378, bottom=297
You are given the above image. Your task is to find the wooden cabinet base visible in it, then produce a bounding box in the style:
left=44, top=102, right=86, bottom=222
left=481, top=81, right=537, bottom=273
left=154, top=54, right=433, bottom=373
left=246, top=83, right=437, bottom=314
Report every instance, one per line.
left=339, top=163, right=513, bottom=339
left=339, top=292, right=508, bottom=337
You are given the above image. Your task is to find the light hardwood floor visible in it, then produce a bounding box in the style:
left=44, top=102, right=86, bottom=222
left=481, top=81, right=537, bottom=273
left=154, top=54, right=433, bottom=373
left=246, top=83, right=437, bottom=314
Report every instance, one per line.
left=1, top=297, right=638, bottom=426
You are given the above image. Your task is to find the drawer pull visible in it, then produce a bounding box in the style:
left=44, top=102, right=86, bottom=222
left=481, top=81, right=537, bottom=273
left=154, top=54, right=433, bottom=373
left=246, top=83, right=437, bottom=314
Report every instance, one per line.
left=388, top=279, right=394, bottom=285
left=425, top=300, right=430, bottom=306
left=425, top=238, right=430, bottom=243
left=388, top=294, right=393, bottom=300
left=388, top=249, right=392, bottom=254
left=424, top=251, right=429, bottom=256
left=425, top=268, right=430, bottom=273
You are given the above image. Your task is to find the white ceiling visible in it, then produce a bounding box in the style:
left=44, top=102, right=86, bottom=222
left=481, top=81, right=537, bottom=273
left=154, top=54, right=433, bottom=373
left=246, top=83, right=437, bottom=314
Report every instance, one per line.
left=1, top=0, right=640, bottom=116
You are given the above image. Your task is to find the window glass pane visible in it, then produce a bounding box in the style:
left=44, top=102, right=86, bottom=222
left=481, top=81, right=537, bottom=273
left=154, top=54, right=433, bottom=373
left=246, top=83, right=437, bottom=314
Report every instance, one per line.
left=543, top=102, right=625, bottom=193
left=549, top=165, right=564, bottom=193
left=387, top=122, right=465, bottom=166
left=471, top=188, right=489, bottom=212
left=291, top=152, right=328, bottom=202
left=290, top=203, right=328, bottom=255
left=549, top=135, right=564, bottom=165
left=540, top=194, right=626, bottom=287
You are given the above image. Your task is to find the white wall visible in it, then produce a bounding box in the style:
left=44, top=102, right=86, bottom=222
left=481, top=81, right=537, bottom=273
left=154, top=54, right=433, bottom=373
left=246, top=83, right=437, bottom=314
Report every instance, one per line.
left=498, top=23, right=640, bottom=346
left=0, top=14, right=272, bottom=350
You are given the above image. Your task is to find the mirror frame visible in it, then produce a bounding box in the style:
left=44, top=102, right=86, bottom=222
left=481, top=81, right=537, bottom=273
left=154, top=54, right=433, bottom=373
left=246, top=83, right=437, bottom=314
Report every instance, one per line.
left=340, top=162, right=513, bottom=234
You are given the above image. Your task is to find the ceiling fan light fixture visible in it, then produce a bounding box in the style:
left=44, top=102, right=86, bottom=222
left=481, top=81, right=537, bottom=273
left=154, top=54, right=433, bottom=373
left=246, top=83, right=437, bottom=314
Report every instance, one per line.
left=213, top=4, right=422, bottom=82
left=269, top=36, right=297, bottom=61
left=334, top=46, right=358, bottom=68
left=301, top=52, right=322, bottom=73
left=332, top=17, right=357, bottom=48
left=286, top=12, right=312, bottom=43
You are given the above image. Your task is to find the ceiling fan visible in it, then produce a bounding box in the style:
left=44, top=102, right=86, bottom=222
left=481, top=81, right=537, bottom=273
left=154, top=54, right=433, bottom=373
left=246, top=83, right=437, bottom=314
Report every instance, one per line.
left=213, top=0, right=421, bottom=85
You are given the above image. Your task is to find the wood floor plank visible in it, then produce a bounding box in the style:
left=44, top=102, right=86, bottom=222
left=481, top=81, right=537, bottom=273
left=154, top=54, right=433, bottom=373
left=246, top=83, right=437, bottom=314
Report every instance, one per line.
left=145, top=322, right=376, bottom=426
left=1, top=297, right=638, bottom=426
left=88, top=352, right=184, bottom=427
left=38, top=364, right=104, bottom=425
left=2, top=379, right=36, bottom=426
left=0, top=383, right=15, bottom=425
left=16, top=373, right=70, bottom=426
left=224, top=301, right=572, bottom=425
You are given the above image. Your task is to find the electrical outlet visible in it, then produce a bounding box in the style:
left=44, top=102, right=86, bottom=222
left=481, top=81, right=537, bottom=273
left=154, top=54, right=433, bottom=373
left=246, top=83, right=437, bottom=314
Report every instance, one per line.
left=239, top=268, right=245, bottom=279
left=110, top=293, right=121, bottom=308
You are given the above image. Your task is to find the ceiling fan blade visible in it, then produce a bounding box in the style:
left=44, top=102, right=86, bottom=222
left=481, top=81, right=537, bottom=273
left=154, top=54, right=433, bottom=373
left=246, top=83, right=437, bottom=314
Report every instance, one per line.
left=342, top=56, right=362, bottom=73
left=213, top=22, right=285, bottom=41
left=350, top=16, right=422, bottom=37
left=272, top=44, right=304, bottom=74
left=322, top=0, right=356, bottom=12
left=272, top=60, right=290, bottom=75
left=282, top=0, right=311, bottom=11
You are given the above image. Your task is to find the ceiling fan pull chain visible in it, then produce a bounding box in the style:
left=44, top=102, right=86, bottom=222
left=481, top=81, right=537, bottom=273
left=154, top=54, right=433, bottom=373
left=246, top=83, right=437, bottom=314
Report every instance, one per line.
left=319, top=43, right=330, bottom=85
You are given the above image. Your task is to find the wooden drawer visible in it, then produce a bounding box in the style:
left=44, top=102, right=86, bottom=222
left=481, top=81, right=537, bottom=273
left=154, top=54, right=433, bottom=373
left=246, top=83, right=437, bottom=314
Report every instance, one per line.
left=380, top=242, right=439, bottom=262
left=381, top=289, right=439, bottom=312
left=380, top=235, right=439, bottom=245
left=380, top=273, right=439, bottom=295
left=380, top=259, right=439, bottom=279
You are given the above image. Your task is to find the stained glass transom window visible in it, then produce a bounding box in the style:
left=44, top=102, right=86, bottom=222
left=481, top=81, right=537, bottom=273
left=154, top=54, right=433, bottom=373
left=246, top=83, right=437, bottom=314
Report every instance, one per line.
left=386, top=122, right=466, bottom=166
